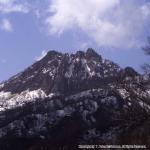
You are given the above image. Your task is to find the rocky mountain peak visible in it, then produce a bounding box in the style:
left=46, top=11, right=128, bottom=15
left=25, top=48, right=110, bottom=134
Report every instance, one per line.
left=86, top=48, right=98, bottom=56
left=40, top=50, right=62, bottom=63
left=75, top=51, right=85, bottom=58
left=46, top=50, right=62, bottom=58
left=0, top=49, right=122, bottom=95
left=86, top=48, right=102, bottom=60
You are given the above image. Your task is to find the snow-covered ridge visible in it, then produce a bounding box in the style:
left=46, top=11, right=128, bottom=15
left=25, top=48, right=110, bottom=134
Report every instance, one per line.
left=0, top=89, right=55, bottom=112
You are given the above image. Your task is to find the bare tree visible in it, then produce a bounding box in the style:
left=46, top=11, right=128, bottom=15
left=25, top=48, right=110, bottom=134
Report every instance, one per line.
left=142, top=37, right=150, bottom=74
left=143, top=37, right=150, bottom=55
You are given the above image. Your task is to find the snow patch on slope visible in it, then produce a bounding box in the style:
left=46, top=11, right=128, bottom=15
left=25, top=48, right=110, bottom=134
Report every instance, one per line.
left=0, top=89, right=55, bottom=111
left=0, top=91, right=11, bottom=99
left=81, top=59, right=96, bottom=77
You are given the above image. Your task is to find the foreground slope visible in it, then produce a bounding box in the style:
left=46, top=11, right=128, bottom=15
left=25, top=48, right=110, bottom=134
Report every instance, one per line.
left=0, top=49, right=150, bottom=150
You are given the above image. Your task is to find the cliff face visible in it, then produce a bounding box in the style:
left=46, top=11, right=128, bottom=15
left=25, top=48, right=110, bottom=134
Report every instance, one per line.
left=0, top=49, right=150, bottom=150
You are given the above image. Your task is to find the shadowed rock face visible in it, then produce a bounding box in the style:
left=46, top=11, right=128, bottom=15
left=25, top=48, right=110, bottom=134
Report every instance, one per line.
left=0, top=49, right=150, bottom=150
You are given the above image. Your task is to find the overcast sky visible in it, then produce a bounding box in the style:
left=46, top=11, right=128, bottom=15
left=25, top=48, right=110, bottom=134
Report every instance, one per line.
left=0, top=0, right=150, bottom=81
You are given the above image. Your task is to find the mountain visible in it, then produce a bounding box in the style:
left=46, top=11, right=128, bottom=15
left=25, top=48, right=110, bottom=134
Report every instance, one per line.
left=0, top=48, right=150, bottom=150
left=0, top=49, right=121, bottom=95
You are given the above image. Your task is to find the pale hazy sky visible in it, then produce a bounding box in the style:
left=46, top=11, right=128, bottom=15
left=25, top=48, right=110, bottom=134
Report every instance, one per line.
left=0, top=0, right=150, bottom=81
